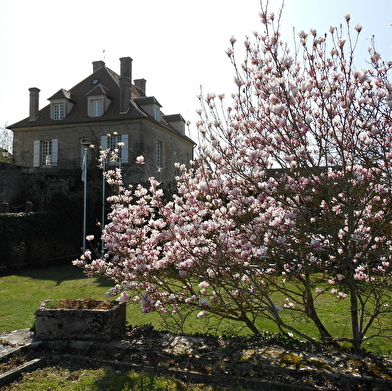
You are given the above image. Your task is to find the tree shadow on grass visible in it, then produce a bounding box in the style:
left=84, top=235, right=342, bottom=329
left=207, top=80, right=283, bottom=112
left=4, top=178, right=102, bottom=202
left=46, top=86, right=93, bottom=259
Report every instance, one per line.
left=17, top=263, right=85, bottom=284
left=94, top=275, right=114, bottom=288
left=9, top=262, right=113, bottom=288
left=93, top=366, right=239, bottom=391
left=93, top=368, right=162, bottom=391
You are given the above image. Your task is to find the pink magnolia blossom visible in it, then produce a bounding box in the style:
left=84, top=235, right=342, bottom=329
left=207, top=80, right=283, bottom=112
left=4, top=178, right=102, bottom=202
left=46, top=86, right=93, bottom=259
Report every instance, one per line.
left=74, top=5, right=392, bottom=352
left=136, top=155, right=145, bottom=165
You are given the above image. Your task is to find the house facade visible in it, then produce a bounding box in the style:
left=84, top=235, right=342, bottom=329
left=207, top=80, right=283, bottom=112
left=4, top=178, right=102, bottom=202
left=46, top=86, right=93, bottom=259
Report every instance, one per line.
left=9, top=57, right=195, bottom=184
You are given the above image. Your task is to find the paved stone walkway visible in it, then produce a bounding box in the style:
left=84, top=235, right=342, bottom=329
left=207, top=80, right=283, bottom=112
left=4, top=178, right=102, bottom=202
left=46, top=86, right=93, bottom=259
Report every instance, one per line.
left=0, top=329, right=34, bottom=356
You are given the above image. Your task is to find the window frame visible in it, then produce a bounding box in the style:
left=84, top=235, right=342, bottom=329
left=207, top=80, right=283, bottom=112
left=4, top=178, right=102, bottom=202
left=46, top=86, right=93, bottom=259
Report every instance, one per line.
left=109, top=134, right=122, bottom=162
left=33, top=139, right=58, bottom=167
left=153, top=105, right=161, bottom=122
left=42, top=140, right=52, bottom=165
left=50, top=99, right=68, bottom=120
left=53, top=103, right=65, bottom=120
left=100, top=134, right=128, bottom=164
left=90, top=98, right=103, bottom=117
left=156, top=139, right=163, bottom=169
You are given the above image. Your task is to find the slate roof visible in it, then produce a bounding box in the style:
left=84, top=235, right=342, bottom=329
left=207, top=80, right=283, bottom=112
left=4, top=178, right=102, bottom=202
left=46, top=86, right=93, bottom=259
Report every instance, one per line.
left=48, top=88, right=73, bottom=101
left=9, top=65, right=180, bottom=134
left=85, top=84, right=112, bottom=98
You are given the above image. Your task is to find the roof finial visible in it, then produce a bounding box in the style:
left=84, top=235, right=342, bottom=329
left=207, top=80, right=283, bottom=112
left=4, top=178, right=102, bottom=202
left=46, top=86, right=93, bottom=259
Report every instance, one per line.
left=102, top=49, right=106, bottom=62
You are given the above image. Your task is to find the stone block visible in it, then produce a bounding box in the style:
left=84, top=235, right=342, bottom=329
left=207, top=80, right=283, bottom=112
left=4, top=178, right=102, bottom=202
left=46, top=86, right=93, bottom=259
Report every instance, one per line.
left=35, top=299, right=126, bottom=341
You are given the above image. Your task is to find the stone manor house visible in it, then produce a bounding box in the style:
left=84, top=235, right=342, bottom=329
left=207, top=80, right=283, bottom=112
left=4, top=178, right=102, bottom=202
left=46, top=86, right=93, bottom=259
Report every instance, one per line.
left=5, top=57, right=195, bottom=209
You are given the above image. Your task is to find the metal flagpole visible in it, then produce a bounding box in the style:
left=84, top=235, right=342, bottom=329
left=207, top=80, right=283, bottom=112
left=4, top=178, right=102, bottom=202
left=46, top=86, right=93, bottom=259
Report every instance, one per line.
left=82, top=147, right=87, bottom=253
left=101, top=158, right=106, bottom=259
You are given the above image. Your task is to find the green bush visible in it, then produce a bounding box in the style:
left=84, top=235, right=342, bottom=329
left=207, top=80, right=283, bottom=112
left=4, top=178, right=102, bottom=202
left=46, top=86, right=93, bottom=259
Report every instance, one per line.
left=0, top=203, right=82, bottom=272
left=0, top=173, right=109, bottom=273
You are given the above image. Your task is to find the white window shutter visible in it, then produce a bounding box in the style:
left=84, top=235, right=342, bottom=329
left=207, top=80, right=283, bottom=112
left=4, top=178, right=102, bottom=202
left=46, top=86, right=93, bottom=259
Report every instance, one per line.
left=101, top=135, right=108, bottom=150
left=33, top=140, right=40, bottom=167
left=121, top=134, right=128, bottom=163
left=52, top=139, right=58, bottom=166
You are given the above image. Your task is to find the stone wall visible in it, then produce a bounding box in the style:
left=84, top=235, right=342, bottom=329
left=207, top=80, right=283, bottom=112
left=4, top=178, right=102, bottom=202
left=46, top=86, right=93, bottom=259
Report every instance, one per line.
left=24, top=172, right=77, bottom=211
left=0, top=162, right=26, bottom=207
left=0, top=163, right=79, bottom=211
left=12, top=119, right=194, bottom=184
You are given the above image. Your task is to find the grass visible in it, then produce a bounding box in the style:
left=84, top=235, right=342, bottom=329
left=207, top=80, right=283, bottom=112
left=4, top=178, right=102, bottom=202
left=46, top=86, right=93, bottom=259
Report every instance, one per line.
left=0, top=263, right=391, bottom=354
left=1, top=263, right=391, bottom=390
left=0, top=366, right=249, bottom=391
left=0, top=263, right=262, bottom=337
left=0, top=263, right=162, bottom=333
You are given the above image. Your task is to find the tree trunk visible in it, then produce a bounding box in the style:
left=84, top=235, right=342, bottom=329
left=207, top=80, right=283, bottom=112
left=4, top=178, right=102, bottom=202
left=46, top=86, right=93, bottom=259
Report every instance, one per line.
left=303, top=275, right=339, bottom=346
left=346, top=274, right=362, bottom=352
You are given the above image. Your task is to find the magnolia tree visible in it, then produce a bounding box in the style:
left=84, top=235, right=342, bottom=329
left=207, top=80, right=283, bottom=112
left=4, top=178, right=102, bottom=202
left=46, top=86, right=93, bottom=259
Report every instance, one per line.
left=74, top=5, right=392, bottom=351
left=0, top=124, right=12, bottom=154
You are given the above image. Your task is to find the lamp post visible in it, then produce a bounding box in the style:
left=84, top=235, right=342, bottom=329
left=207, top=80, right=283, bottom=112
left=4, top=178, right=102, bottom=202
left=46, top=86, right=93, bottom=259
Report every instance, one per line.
left=82, top=147, right=88, bottom=253
left=101, top=156, right=106, bottom=259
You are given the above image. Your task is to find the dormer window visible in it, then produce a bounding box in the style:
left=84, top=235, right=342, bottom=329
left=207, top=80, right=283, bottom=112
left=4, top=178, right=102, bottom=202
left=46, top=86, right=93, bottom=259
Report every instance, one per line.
left=53, top=103, right=64, bottom=120
left=90, top=99, right=103, bottom=117
left=48, top=89, right=74, bottom=120
left=153, top=106, right=160, bottom=122
left=134, top=96, right=162, bottom=123
left=85, top=84, right=112, bottom=118
left=163, top=114, right=186, bottom=135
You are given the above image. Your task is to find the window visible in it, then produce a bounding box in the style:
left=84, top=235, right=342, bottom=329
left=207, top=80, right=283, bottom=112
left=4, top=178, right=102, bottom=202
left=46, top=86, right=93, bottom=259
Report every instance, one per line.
left=109, top=134, right=122, bottom=161
left=33, top=139, right=58, bottom=167
left=86, top=87, right=111, bottom=117
left=100, top=134, right=128, bottom=164
left=91, top=79, right=99, bottom=85
left=156, top=140, right=163, bottom=168
left=90, top=99, right=102, bottom=117
left=109, top=134, right=122, bottom=151
left=134, top=97, right=162, bottom=122
left=50, top=98, right=71, bottom=120
left=153, top=106, right=160, bottom=122
left=49, top=91, right=73, bottom=120
left=53, top=103, right=64, bottom=120
left=42, top=140, right=52, bottom=165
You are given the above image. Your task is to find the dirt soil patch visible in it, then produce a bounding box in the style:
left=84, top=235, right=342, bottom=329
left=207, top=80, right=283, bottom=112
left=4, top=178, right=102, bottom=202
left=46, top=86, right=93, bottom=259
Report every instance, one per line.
left=45, top=298, right=115, bottom=309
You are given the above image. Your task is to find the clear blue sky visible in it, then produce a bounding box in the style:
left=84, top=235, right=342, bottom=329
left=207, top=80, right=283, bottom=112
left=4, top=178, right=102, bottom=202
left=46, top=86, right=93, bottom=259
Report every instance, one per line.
left=0, top=0, right=391, bottom=144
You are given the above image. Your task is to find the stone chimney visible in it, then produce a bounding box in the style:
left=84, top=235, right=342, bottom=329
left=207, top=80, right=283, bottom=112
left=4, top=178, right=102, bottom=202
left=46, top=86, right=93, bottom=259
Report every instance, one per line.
left=134, top=78, right=146, bottom=96
left=29, top=87, right=40, bottom=121
left=93, top=60, right=105, bottom=73
left=119, top=57, right=132, bottom=113
left=120, top=57, right=132, bottom=80
left=119, top=76, right=131, bottom=113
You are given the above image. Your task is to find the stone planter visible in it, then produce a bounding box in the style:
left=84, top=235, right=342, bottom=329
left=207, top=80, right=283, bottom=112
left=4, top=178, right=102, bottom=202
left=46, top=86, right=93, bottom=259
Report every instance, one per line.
left=35, top=299, right=126, bottom=341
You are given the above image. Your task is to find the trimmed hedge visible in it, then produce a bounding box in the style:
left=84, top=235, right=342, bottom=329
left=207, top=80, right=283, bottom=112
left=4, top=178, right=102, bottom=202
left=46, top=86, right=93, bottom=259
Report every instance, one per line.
left=0, top=210, right=81, bottom=272
left=0, top=177, right=173, bottom=273
left=0, top=188, right=91, bottom=272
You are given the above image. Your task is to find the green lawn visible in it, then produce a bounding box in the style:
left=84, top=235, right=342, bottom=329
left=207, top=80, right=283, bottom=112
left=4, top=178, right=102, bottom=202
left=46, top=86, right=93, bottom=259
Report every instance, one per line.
left=0, top=263, right=391, bottom=355
left=0, top=263, right=232, bottom=336
left=0, top=263, right=162, bottom=333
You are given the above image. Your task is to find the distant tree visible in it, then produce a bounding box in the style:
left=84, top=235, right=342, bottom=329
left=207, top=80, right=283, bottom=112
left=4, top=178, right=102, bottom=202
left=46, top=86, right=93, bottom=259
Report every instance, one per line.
left=0, top=123, right=13, bottom=162
left=75, top=3, right=392, bottom=352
